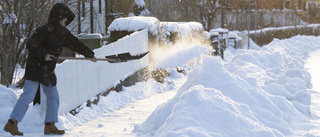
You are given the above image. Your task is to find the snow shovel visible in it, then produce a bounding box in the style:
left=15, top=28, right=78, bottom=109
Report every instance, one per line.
left=52, top=51, right=149, bottom=63
left=106, top=51, right=150, bottom=63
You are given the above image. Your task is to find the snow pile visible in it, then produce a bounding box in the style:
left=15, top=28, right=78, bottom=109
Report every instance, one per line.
left=0, top=85, right=17, bottom=123
left=160, top=22, right=179, bottom=34
left=135, top=35, right=320, bottom=137
left=160, top=22, right=180, bottom=39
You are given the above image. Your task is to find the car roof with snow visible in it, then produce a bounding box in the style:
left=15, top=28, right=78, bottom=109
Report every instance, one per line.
left=160, top=22, right=203, bottom=35
left=228, top=32, right=242, bottom=40
left=209, top=32, right=219, bottom=37
left=210, top=28, right=229, bottom=33
left=108, top=16, right=160, bottom=35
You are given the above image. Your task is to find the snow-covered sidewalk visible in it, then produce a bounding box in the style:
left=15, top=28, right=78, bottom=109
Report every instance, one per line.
left=61, top=76, right=186, bottom=137
left=1, top=74, right=187, bottom=137
left=303, top=49, right=320, bottom=136
left=306, top=49, right=320, bottom=93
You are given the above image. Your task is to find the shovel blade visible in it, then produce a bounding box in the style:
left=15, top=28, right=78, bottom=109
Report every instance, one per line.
left=118, top=51, right=150, bottom=61
left=105, top=55, right=121, bottom=63
left=105, top=51, right=149, bottom=63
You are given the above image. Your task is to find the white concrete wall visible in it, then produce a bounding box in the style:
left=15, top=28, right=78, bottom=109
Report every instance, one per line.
left=40, top=29, right=149, bottom=115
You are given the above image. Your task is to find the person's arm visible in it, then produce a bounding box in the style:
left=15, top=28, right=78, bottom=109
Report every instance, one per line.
left=26, top=27, right=49, bottom=61
left=64, top=30, right=96, bottom=62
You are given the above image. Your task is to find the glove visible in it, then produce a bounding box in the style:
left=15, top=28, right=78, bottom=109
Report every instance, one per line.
left=91, top=56, right=97, bottom=62
left=45, top=54, right=54, bottom=61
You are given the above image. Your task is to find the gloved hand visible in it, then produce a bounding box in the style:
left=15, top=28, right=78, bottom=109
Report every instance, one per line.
left=45, top=54, right=54, bottom=61
left=91, top=56, right=97, bottom=62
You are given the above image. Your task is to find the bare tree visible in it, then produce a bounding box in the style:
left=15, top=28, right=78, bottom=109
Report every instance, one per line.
left=150, top=0, right=178, bottom=21
left=133, top=0, right=151, bottom=16
left=198, top=0, right=217, bottom=30
left=149, top=0, right=225, bottom=30
left=0, top=0, right=54, bottom=87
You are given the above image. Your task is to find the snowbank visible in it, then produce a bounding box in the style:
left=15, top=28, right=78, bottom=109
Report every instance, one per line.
left=135, top=35, right=320, bottom=137
left=0, top=85, right=17, bottom=123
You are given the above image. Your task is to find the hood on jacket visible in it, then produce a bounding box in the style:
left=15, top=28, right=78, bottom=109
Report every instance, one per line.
left=48, top=3, right=75, bottom=27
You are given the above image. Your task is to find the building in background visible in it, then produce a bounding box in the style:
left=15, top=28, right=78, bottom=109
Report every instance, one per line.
left=229, top=0, right=306, bottom=11
left=306, top=0, right=320, bottom=11
left=305, top=0, right=320, bottom=19
left=73, top=0, right=150, bottom=35
left=306, top=0, right=320, bottom=9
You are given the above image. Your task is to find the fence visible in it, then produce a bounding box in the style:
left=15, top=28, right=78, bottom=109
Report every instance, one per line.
left=220, top=9, right=308, bottom=32
left=249, top=24, right=320, bottom=46
left=40, top=29, right=149, bottom=115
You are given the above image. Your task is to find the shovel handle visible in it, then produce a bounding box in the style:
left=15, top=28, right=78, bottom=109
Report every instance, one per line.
left=54, top=56, right=120, bottom=62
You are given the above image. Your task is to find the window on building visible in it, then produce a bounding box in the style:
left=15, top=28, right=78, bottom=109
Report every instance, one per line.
left=241, top=0, right=255, bottom=11
left=297, top=0, right=302, bottom=9
left=284, top=0, right=290, bottom=9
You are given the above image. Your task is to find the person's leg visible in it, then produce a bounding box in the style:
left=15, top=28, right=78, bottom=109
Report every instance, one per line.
left=10, top=80, right=39, bottom=122
left=41, top=82, right=59, bottom=123
left=41, top=82, right=65, bottom=135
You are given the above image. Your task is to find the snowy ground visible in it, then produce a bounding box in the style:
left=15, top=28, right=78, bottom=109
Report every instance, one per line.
left=2, top=35, right=320, bottom=136
left=304, top=49, right=320, bottom=136
left=62, top=75, right=187, bottom=137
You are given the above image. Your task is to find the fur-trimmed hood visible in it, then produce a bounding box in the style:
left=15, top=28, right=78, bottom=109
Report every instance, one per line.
left=48, top=3, right=75, bottom=27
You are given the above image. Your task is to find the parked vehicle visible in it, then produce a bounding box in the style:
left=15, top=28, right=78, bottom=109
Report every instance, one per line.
left=209, top=31, right=219, bottom=56
left=227, top=32, right=242, bottom=49
left=209, top=28, right=229, bottom=58
left=209, top=28, right=242, bottom=59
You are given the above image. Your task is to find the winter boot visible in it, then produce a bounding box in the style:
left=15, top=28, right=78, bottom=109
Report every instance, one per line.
left=44, top=122, right=65, bottom=135
left=3, top=119, right=23, bottom=136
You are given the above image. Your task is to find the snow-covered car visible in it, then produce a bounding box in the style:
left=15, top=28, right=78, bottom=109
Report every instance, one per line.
left=209, top=28, right=229, bottom=44
left=208, top=31, right=219, bottom=55
left=177, top=22, right=204, bottom=39
left=227, top=32, right=242, bottom=49
left=209, top=31, right=219, bottom=41
left=107, top=16, right=161, bottom=45
left=209, top=28, right=229, bottom=58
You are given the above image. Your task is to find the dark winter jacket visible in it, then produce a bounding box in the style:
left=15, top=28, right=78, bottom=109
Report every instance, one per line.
left=25, top=3, right=94, bottom=86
